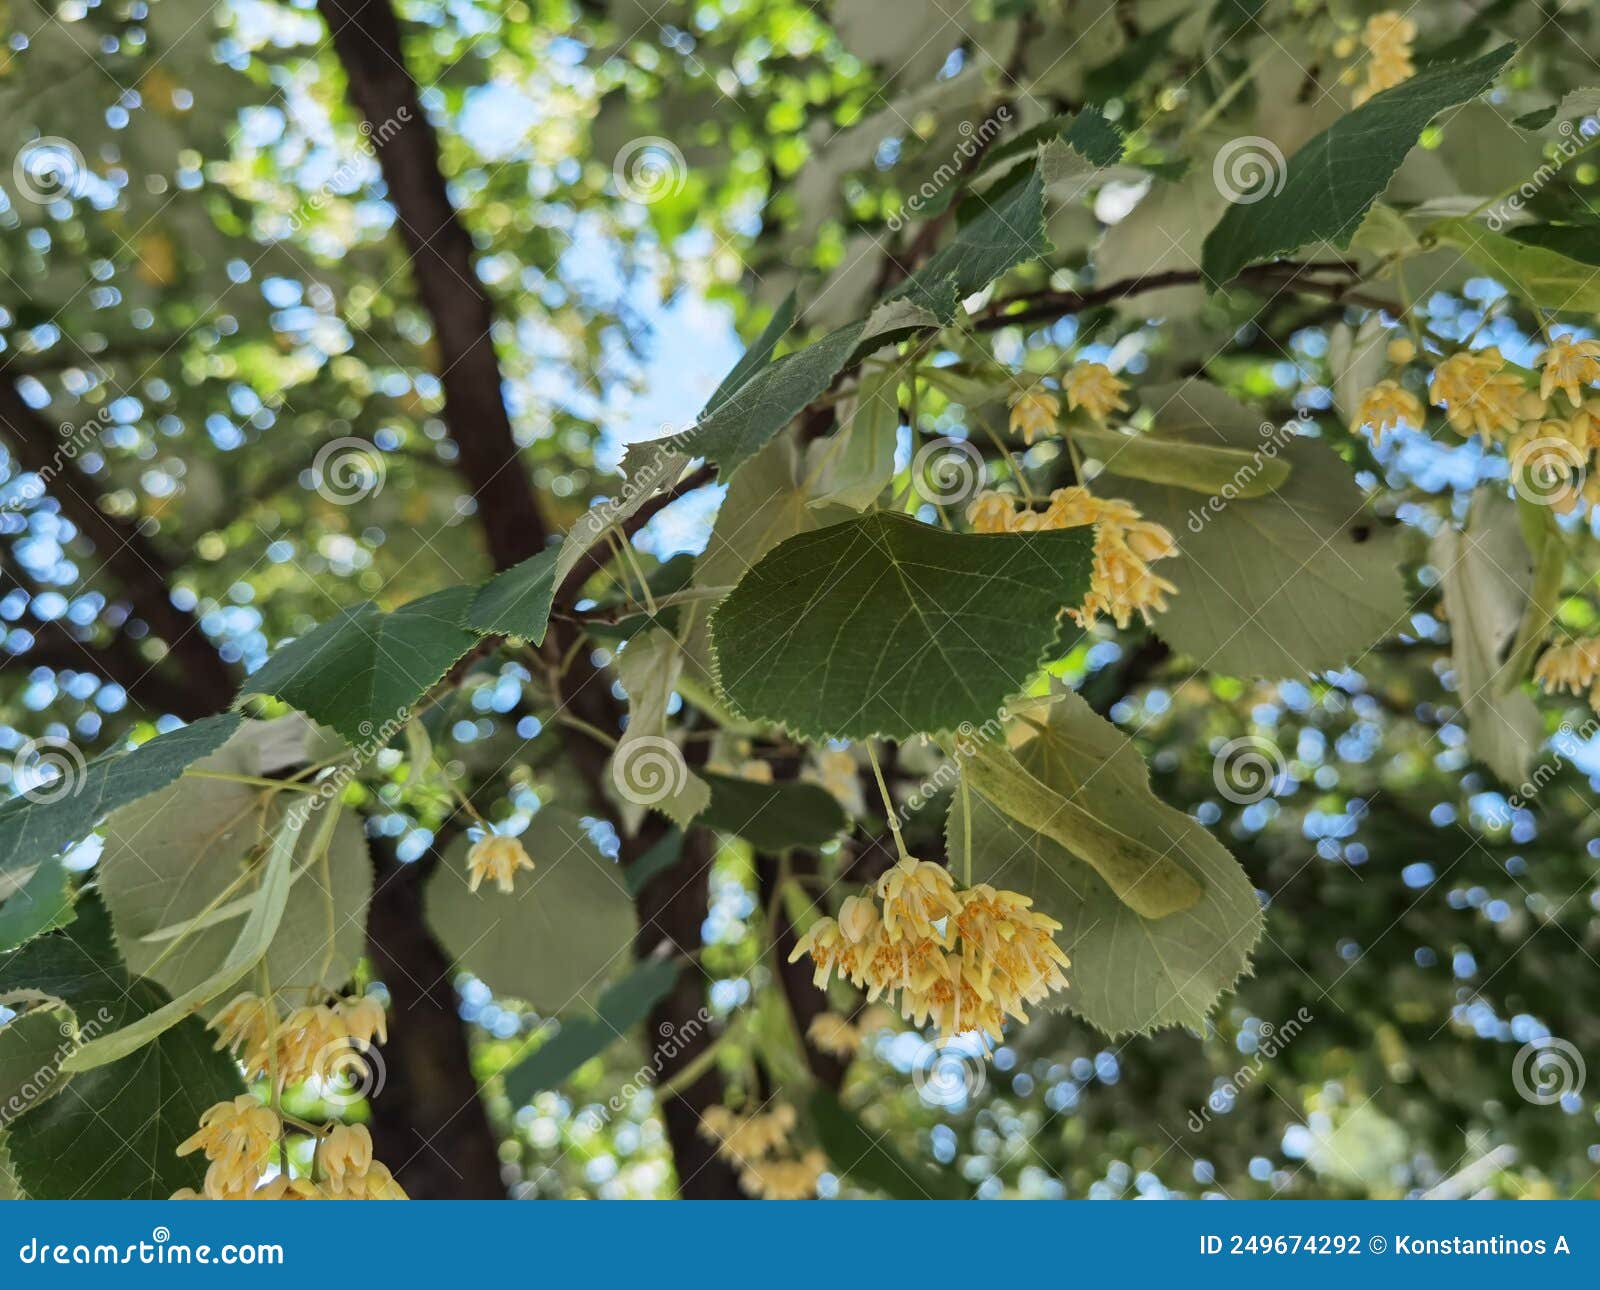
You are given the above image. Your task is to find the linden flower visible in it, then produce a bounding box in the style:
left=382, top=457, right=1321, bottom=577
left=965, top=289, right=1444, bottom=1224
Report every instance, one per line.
left=1352, top=11, right=1416, bottom=105
left=1064, top=362, right=1129, bottom=423
left=810, top=747, right=865, bottom=816
left=177, top=1096, right=279, bottom=1199
left=902, top=954, right=1007, bottom=1044
left=1386, top=337, right=1416, bottom=365
left=338, top=994, right=388, bottom=1048
left=1537, top=336, right=1600, bottom=409
left=790, top=916, right=845, bottom=989
left=1080, top=520, right=1179, bottom=630
left=699, top=1104, right=796, bottom=1163
left=967, top=489, right=1019, bottom=534
left=1534, top=638, right=1600, bottom=697
left=314, top=1123, right=375, bottom=1190
left=1430, top=348, right=1525, bottom=443
left=875, top=856, right=962, bottom=944
left=1008, top=387, right=1060, bottom=445
left=466, top=832, right=535, bottom=895
left=806, top=1012, right=862, bottom=1058
left=212, top=992, right=275, bottom=1080
left=322, top=1161, right=408, bottom=1200
left=837, top=893, right=879, bottom=944
left=739, top=1149, right=826, bottom=1200
left=1353, top=379, right=1425, bottom=442
left=858, top=925, right=947, bottom=1001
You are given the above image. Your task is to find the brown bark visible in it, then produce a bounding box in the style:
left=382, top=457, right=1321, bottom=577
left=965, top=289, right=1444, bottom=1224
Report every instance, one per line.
left=364, top=834, right=506, bottom=1198
left=0, top=382, right=238, bottom=712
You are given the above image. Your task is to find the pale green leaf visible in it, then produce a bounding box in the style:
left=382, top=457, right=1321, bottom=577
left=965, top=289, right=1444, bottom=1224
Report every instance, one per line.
left=1434, top=217, right=1600, bottom=313
left=1071, top=423, right=1290, bottom=497
left=467, top=547, right=559, bottom=644
left=949, top=691, right=1262, bottom=1036
left=613, top=628, right=710, bottom=828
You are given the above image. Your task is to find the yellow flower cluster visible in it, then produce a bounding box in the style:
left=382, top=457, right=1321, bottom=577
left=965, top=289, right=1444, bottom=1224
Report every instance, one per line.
left=466, top=833, right=535, bottom=894
left=1534, top=637, right=1600, bottom=711
left=172, top=1101, right=406, bottom=1200
left=212, top=991, right=387, bottom=1090
left=1538, top=336, right=1600, bottom=409
left=1429, top=348, right=1527, bottom=443
left=699, top=1103, right=825, bottom=1199
left=1006, top=365, right=1128, bottom=446
left=1352, top=379, right=1424, bottom=443
left=790, top=857, right=1069, bottom=1046
left=967, top=486, right=1179, bottom=629
left=1064, top=362, right=1129, bottom=422
left=1349, top=11, right=1416, bottom=105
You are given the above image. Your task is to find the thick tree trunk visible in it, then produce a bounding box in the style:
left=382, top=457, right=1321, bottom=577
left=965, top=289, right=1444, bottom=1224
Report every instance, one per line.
left=364, top=837, right=506, bottom=1198
left=630, top=823, right=745, bottom=1198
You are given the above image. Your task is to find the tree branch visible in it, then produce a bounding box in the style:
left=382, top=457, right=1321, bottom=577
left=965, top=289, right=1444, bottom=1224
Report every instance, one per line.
left=0, top=382, right=238, bottom=713
left=317, top=0, right=548, bottom=568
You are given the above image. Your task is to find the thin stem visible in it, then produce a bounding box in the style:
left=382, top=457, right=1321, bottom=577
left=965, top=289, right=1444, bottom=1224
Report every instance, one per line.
left=867, top=744, right=911, bottom=862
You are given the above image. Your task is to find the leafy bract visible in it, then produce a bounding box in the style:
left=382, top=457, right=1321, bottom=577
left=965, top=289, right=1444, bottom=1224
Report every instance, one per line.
left=1117, top=382, right=1407, bottom=677
left=0, top=712, right=241, bottom=883
left=98, top=718, right=372, bottom=1019
left=1432, top=492, right=1543, bottom=785
left=1434, top=218, right=1600, bottom=313
left=613, top=628, right=711, bottom=828
left=425, top=809, right=637, bottom=1013
left=949, top=691, right=1262, bottom=1036
left=710, top=511, right=1093, bottom=741
left=239, top=587, right=480, bottom=746
left=0, top=897, right=243, bottom=1198
left=1070, top=424, right=1290, bottom=496
left=1202, top=45, right=1515, bottom=285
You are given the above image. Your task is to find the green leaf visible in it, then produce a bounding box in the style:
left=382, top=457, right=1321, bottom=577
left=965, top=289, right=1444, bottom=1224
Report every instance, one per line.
left=808, top=362, right=902, bottom=512
left=467, top=547, right=559, bottom=644
left=1116, top=382, right=1407, bottom=677
left=949, top=691, right=1263, bottom=1036
left=710, top=511, right=1094, bottom=741
left=63, top=798, right=312, bottom=1073
left=981, top=108, right=1124, bottom=176
left=808, top=1087, right=969, bottom=1199
left=0, top=712, right=241, bottom=883
left=890, top=163, right=1050, bottom=320
left=501, top=958, right=681, bottom=1104
left=1432, top=492, right=1543, bottom=786
left=1070, top=424, right=1290, bottom=496
left=702, top=290, right=796, bottom=417
left=698, top=771, right=847, bottom=851
left=662, top=322, right=867, bottom=480
left=98, top=718, right=371, bottom=1021
left=1201, top=45, right=1515, bottom=285
left=0, top=857, right=72, bottom=953
left=0, top=897, right=244, bottom=1198
left=0, top=1008, right=74, bottom=1118
left=239, top=587, right=480, bottom=746
left=425, top=809, right=637, bottom=1013
left=1507, top=222, right=1600, bottom=268
left=958, top=729, right=1203, bottom=921
left=1434, top=217, right=1600, bottom=313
